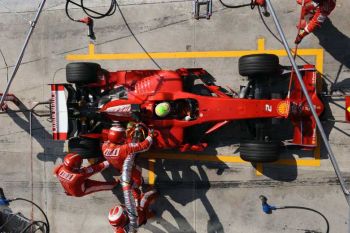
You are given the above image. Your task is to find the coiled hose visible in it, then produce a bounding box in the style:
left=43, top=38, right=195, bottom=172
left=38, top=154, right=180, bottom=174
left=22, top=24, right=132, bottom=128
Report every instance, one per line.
left=121, top=153, right=138, bottom=231
left=121, top=125, right=147, bottom=231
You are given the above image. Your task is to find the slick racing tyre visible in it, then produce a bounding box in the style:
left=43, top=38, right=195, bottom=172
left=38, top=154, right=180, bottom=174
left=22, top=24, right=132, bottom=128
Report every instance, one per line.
left=66, top=62, right=100, bottom=84
left=239, top=54, right=280, bottom=77
left=68, top=137, right=102, bottom=159
left=240, top=140, right=280, bottom=163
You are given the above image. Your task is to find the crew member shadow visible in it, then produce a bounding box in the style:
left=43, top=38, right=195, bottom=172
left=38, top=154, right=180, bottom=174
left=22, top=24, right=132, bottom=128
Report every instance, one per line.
left=313, top=19, right=350, bottom=69
left=99, top=156, right=225, bottom=233
left=3, top=99, right=65, bottom=164
left=145, top=159, right=225, bottom=233
left=313, top=18, right=350, bottom=149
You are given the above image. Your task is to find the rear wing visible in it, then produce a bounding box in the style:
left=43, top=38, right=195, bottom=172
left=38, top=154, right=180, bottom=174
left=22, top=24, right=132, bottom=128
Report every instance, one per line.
left=50, top=84, right=68, bottom=140
left=290, top=65, right=324, bottom=147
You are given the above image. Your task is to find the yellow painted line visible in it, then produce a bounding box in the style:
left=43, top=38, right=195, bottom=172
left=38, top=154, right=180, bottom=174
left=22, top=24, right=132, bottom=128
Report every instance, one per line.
left=89, top=43, right=95, bottom=55
left=140, top=153, right=321, bottom=167
left=315, top=49, right=324, bottom=74
left=256, top=163, right=263, bottom=176
left=142, top=152, right=320, bottom=183
left=67, top=50, right=270, bottom=60
left=148, top=159, right=156, bottom=185
left=257, top=38, right=265, bottom=51
left=278, top=158, right=320, bottom=166
left=142, top=153, right=246, bottom=163
left=66, top=39, right=324, bottom=73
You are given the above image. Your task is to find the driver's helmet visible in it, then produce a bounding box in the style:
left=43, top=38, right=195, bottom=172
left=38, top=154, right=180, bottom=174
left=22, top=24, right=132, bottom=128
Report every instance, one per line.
left=108, top=205, right=129, bottom=228
left=63, top=153, right=83, bottom=172
left=155, top=102, right=171, bottom=118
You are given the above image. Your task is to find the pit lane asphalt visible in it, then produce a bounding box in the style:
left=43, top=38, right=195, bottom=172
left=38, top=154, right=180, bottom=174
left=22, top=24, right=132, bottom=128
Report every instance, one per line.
left=0, top=0, right=350, bottom=232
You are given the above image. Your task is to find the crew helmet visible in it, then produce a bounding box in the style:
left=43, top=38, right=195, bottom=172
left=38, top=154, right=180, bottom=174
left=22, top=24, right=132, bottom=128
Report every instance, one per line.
left=108, top=125, right=126, bottom=144
left=63, top=153, right=83, bottom=171
left=108, top=206, right=128, bottom=227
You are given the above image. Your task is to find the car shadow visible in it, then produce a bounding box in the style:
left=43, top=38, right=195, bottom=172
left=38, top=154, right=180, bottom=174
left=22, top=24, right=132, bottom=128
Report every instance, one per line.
left=313, top=18, right=350, bottom=151
left=202, top=119, right=298, bottom=182
left=149, top=159, right=225, bottom=233
left=100, top=156, right=226, bottom=233
left=3, top=99, right=65, bottom=164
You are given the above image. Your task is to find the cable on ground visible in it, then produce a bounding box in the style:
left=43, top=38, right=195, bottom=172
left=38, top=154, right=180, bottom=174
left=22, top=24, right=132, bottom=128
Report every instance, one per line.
left=65, top=0, right=116, bottom=21
left=218, top=0, right=254, bottom=9
left=114, top=0, right=161, bottom=69
left=9, top=198, right=50, bottom=233
left=65, top=0, right=161, bottom=69
left=260, top=195, right=329, bottom=233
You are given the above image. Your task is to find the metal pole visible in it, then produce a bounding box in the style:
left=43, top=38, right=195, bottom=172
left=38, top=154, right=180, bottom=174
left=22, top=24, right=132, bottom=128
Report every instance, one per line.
left=29, top=111, right=34, bottom=221
left=0, top=0, right=47, bottom=107
left=265, top=0, right=350, bottom=201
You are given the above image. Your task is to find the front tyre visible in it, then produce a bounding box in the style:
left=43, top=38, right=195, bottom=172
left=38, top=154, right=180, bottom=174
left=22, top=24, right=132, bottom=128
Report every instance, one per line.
left=240, top=140, right=280, bottom=163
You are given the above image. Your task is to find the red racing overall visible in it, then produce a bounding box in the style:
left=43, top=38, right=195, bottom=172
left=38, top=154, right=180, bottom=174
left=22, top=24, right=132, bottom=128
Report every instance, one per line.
left=102, top=135, right=152, bottom=187
left=0, top=94, right=20, bottom=111
left=110, top=189, right=158, bottom=233
left=295, top=0, right=336, bottom=43
left=54, top=161, right=118, bottom=197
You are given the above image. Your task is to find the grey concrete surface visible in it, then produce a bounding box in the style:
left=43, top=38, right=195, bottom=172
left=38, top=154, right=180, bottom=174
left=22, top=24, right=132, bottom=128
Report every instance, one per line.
left=0, top=0, right=350, bottom=232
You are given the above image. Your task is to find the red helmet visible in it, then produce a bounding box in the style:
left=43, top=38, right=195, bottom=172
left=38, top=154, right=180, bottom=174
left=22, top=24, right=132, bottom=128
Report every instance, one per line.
left=63, top=153, right=83, bottom=171
left=108, top=125, right=126, bottom=144
left=108, top=206, right=128, bottom=227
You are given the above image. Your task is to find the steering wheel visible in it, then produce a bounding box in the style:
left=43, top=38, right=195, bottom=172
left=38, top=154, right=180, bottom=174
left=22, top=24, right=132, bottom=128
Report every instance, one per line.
left=186, top=99, right=197, bottom=119
left=127, top=122, right=149, bottom=142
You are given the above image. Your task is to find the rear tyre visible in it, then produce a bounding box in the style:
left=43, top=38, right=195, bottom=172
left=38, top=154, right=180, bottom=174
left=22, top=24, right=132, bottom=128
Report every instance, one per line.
left=239, top=54, right=280, bottom=77
left=240, top=140, right=280, bottom=163
left=66, top=62, right=100, bottom=84
left=68, top=137, right=102, bottom=159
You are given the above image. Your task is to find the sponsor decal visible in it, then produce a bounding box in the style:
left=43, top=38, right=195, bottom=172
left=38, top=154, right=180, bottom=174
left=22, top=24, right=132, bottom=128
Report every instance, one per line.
left=277, top=101, right=289, bottom=117
left=50, top=85, right=68, bottom=140
left=51, top=90, right=57, bottom=133
left=104, top=104, right=132, bottom=117
left=265, top=104, right=272, bottom=112
left=59, top=170, right=75, bottom=181
left=104, top=148, right=120, bottom=157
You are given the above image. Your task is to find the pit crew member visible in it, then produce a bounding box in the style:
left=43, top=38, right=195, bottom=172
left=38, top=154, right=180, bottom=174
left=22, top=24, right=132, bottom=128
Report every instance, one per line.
left=108, top=189, right=158, bottom=233
left=295, top=0, right=336, bottom=44
left=54, top=153, right=119, bottom=197
left=102, top=124, right=153, bottom=188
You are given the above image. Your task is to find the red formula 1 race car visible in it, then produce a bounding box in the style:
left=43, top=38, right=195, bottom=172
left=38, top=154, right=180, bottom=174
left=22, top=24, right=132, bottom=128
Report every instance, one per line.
left=50, top=54, right=324, bottom=163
